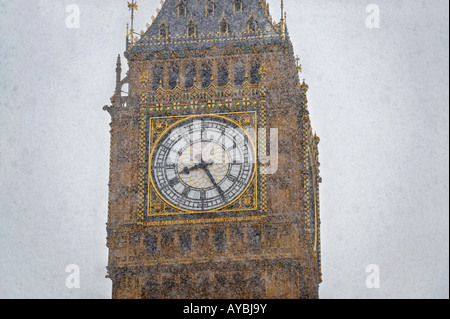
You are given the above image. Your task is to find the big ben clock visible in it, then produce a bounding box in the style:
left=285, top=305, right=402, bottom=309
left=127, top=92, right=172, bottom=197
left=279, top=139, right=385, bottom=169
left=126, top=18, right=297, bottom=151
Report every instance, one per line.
left=150, top=115, right=256, bottom=212
left=137, top=109, right=267, bottom=226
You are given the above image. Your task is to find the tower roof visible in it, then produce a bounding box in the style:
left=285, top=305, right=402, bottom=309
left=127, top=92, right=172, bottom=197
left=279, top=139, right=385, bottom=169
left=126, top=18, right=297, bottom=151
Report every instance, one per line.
left=128, top=0, right=284, bottom=57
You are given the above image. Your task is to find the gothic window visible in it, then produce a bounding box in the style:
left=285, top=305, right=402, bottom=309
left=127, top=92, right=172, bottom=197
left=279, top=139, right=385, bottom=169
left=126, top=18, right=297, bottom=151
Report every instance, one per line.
left=214, top=230, right=226, bottom=251
left=177, top=0, right=187, bottom=18
left=152, top=64, right=163, bottom=90
left=205, top=0, right=215, bottom=17
left=144, top=232, right=158, bottom=254
left=234, top=60, right=245, bottom=85
left=180, top=230, right=192, bottom=253
left=187, top=20, right=196, bottom=37
left=159, top=23, right=168, bottom=39
left=169, top=64, right=180, bottom=89
left=248, top=15, right=258, bottom=32
left=249, top=227, right=261, bottom=250
left=250, top=60, right=261, bottom=84
left=201, top=62, right=212, bottom=88
left=218, top=62, right=229, bottom=87
left=219, top=17, right=229, bottom=34
left=234, top=0, right=243, bottom=13
left=185, top=62, right=196, bottom=88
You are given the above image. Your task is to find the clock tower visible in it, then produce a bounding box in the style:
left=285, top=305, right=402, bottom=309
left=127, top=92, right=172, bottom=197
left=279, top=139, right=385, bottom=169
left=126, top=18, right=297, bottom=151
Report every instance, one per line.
left=104, top=0, right=322, bottom=299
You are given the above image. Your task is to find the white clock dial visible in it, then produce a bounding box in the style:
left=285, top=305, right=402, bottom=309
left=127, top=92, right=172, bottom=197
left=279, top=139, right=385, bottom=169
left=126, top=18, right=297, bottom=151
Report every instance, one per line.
left=150, top=116, right=255, bottom=211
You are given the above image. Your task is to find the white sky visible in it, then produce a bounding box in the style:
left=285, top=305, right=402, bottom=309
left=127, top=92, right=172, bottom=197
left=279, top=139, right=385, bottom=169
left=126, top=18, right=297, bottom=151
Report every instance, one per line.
left=0, top=0, right=448, bottom=299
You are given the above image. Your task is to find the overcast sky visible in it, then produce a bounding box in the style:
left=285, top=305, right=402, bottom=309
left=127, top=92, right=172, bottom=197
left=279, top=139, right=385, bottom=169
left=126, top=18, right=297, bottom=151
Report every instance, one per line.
left=0, top=0, right=448, bottom=299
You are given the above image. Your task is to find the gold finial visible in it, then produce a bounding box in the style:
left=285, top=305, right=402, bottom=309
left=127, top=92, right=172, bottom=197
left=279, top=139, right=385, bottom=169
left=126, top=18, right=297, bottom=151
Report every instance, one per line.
left=128, top=1, right=139, bottom=47
left=300, top=78, right=309, bottom=91
left=280, top=0, right=285, bottom=39
left=296, top=55, right=302, bottom=72
left=128, top=1, right=138, bottom=11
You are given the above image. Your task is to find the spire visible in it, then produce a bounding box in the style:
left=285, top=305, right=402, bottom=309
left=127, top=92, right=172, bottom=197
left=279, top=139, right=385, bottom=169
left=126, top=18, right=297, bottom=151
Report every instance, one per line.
left=115, top=55, right=122, bottom=93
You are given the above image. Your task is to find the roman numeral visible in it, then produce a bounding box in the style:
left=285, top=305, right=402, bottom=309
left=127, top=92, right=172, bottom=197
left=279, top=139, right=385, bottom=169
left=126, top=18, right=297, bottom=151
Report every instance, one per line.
left=154, top=164, right=176, bottom=169
left=168, top=178, right=179, bottom=187
left=181, top=187, right=190, bottom=197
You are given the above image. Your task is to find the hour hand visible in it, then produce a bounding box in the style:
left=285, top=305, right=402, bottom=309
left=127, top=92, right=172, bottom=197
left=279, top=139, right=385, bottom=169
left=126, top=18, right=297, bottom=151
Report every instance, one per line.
left=179, top=157, right=214, bottom=175
left=179, top=166, right=192, bottom=175
left=180, top=163, right=201, bottom=175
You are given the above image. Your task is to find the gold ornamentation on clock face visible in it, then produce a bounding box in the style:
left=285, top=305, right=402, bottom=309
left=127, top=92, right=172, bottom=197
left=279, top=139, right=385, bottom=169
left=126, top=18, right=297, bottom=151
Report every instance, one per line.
left=150, top=115, right=256, bottom=212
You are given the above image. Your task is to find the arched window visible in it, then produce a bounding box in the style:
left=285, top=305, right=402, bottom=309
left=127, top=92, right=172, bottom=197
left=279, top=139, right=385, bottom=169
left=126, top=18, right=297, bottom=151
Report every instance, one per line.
left=234, top=60, right=245, bottom=85
left=144, top=232, right=158, bottom=255
left=187, top=20, right=196, bottom=37
left=159, top=23, right=168, bottom=39
left=214, top=230, right=226, bottom=251
left=201, top=62, right=212, bottom=88
left=248, top=15, right=257, bottom=32
left=234, top=0, right=243, bottom=13
left=249, top=227, right=261, bottom=249
left=177, top=0, right=187, bottom=18
left=205, top=0, right=215, bottom=17
left=169, top=64, right=180, bottom=89
left=152, top=64, right=163, bottom=90
left=180, top=230, right=192, bottom=253
left=218, top=62, right=229, bottom=87
left=185, top=62, right=196, bottom=88
left=219, top=17, right=229, bottom=34
left=250, top=60, right=261, bottom=84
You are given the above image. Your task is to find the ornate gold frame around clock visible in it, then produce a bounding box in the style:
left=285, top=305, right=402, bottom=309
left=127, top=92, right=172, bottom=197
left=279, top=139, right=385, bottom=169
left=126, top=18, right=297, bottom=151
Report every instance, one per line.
left=137, top=108, right=267, bottom=227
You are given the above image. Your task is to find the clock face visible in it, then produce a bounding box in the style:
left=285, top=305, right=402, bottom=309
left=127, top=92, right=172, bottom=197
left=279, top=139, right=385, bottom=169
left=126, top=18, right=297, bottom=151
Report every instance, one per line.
left=150, top=116, right=256, bottom=212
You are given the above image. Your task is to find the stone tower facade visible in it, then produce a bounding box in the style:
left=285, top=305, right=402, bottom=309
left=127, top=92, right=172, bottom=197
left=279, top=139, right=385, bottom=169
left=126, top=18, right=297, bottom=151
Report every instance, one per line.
left=104, top=0, right=322, bottom=299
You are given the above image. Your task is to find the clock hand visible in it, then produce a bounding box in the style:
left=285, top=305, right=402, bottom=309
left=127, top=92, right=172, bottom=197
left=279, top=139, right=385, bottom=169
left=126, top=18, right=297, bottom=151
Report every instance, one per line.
left=201, top=165, right=226, bottom=203
left=180, top=163, right=202, bottom=175
left=179, top=158, right=214, bottom=175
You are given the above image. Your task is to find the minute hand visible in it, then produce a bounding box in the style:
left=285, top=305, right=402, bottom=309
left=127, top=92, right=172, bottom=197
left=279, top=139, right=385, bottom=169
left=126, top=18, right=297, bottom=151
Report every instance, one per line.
left=201, top=166, right=226, bottom=203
